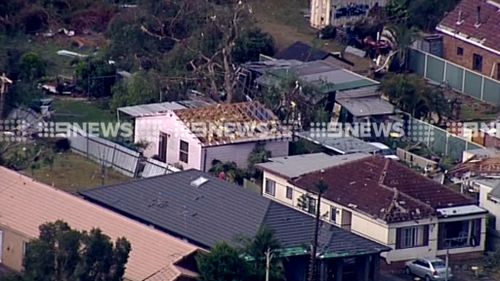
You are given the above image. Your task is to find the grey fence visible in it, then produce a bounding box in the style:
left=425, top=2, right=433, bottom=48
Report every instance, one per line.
left=67, top=126, right=141, bottom=177
left=407, top=117, right=484, bottom=162
left=408, top=48, right=500, bottom=105
left=141, top=158, right=180, bottom=178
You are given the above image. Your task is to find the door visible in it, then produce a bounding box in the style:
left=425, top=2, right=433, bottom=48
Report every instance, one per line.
left=158, top=133, right=168, bottom=163
left=341, top=210, right=352, bottom=231
left=0, top=230, right=3, bottom=263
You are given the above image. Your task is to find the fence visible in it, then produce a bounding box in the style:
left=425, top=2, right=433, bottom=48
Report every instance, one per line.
left=396, top=148, right=438, bottom=170
left=407, top=117, right=484, bottom=162
left=141, top=158, right=180, bottom=178
left=408, top=48, right=500, bottom=105
left=67, top=126, right=141, bottom=177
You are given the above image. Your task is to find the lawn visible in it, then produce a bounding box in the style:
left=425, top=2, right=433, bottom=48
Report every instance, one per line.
left=52, top=97, right=116, bottom=124
left=21, top=151, right=131, bottom=193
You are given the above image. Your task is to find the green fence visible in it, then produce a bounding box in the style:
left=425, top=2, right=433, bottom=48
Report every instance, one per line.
left=407, top=117, right=484, bottom=162
left=408, top=48, right=500, bottom=105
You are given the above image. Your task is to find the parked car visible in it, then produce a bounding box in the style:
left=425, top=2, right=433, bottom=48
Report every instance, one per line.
left=368, top=142, right=399, bottom=161
left=405, top=257, right=452, bottom=281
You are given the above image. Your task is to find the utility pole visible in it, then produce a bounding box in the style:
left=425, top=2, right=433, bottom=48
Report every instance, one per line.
left=265, top=247, right=271, bottom=281
left=307, top=175, right=329, bottom=281
left=445, top=248, right=449, bottom=281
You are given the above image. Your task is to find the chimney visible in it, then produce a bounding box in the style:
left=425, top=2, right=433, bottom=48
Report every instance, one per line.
left=476, top=6, right=481, bottom=25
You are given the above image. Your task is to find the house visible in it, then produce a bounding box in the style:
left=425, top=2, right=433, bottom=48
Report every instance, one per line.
left=257, top=154, right=488, bottom=263
left=475, top=179, right=500, bottom=233
left=80, top=169, right=390, bottom=281
left=436, top=0, right=500, bottom=80
left=310, top=0, right=387, bottom=28
left=133, top=101, right=290, bottom=171
left=0, top=167, right=198, bottom=281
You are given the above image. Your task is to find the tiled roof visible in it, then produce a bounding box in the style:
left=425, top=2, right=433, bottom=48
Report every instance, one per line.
left=437, top=0, right=500, bottom=53
left=0, top=167, right=197, bottom=281
left=173, top=102, right=290, bottom=146
left=293, top=156, right=474, bottom=223
left=81, top=170, right=389, bottom=257
left=275, top=41, right=331, bottom=62
left=449, top=155, right=500, bottom=177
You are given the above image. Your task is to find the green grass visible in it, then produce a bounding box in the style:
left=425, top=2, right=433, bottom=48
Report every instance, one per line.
left=22, top=151, right=131, bottom=193
left=52, top=97, right=116, bottom=123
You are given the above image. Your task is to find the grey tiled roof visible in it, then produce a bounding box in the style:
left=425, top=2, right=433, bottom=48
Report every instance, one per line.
left=81, top=170, right=388, bottom=257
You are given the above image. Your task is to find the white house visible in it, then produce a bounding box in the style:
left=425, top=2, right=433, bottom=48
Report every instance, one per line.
left=134, top=101, right=290, bottom=172
left=475, top=179, right=500, bottom=234
left=310, top=0, right=387, bottom=28
left=257, top=154, right=488, bottom=263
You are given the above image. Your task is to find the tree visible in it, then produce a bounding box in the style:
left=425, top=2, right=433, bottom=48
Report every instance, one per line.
left=238, top=227, right=284, bottom=281
left=247, top=143, right=271, bottom=178
left=209, top=160, right=246, bottom=185
left=75, top=58, right=117, bottom=98
left=380, top=74, right=451, bottom=122
left=23, top=220, right=131, bottom=281
left=196, top=242, right=250, bottom=281
left=19, top=53, right=46, bottom=80
left=232, top=28, right=275, bottom=64
left=111, top=71, right=160, bottom=110
left=381, top=24, right=420, bottom=71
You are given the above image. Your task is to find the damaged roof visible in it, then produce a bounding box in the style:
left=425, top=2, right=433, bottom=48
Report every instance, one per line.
left=173, top=101, right=290, bottom=146
left=437, top=0, right=500, bottom=54
left=449, top=155, right=500, bottom=177
left=293, top=156, right=475, bottom=223
left=80, top=170, right=389, bottom=257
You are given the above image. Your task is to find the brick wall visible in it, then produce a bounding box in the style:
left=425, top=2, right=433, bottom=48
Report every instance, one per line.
left=442, top=34, right=500, bottom=80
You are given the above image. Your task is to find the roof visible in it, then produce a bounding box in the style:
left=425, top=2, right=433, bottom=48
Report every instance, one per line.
left=336, top=97, right=394, bottom=117
left=118, top=102, right=186, bottom=118
left=437, top=0, right=500, bottom=54
left=293, top=156, right=476, bottom=223
left=256, top=60, right=379, bottom=94
left=80, top=170, right=389, bottom=257
left=173, top=102, right=290, bottom=146
left=256, top=153, right=370, bottom=179
left=0, top=167, right=197, bottom=281
left=298, top=132, right=378, bottom=154
left=275, top=41, right=331, bottom=62
left=437, top=205, right=487, bottom=218
left=449, top=155, right=500, bottom=177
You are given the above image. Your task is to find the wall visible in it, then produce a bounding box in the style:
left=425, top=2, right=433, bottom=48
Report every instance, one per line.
left=442, top=34, right=500, bottom=80
left=0, top=225, right=29, bottom=271
left=204, top=140, right=289, bottom=172
left=310, top=0, right=387, bottom=28
left=134, top=114, right=170, bottom=157
left=478, top=182, right=500, bottom=231
left=310, top=0, right=332, bottom=28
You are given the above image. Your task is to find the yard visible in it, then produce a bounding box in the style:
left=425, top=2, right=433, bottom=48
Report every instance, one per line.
left=21, top=151, right=130, bottom=193
left=52, top=97, right=116, bottom=124
left=443, top=88, right=499, bottom=122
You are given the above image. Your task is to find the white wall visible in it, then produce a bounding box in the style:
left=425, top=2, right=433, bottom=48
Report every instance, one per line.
left=478, top=182, right=500, bottom=232
left=134, top=114, right=170, bottom=157
left=204, top=140, right=289, bottom=172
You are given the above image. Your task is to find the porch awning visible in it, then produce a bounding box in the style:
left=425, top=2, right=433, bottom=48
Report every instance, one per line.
left=437, top=205, right=488, bottom=218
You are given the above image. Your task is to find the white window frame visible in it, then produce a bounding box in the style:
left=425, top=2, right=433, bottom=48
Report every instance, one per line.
left=330, top=206, right=337, bottom=223
left=179, top=140, right=189, bottom=163
left=265, top=179, right=276, bottom=196
left=286, top=186, right=293, bottom=200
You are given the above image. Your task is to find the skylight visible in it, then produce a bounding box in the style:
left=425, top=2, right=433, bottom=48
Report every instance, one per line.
left=190, top=176, right=209, bottom=188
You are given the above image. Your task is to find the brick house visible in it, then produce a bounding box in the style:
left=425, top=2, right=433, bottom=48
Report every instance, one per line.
left=436, top=0, right=500, bottom=80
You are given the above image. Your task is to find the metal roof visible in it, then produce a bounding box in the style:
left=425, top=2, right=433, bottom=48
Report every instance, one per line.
left=274, top=41, right=331, bottom=62
left=0, top=167, right=197, bottom=281
left=256, top=153, right=370, bottom=179
left=336, top=97, right=395, bottom=117
left=298, top=132, right=378, bottom=154
left=81, top=170, right=389, bottom=257
left=437, top=205, right=487, bottom=218
left=118, top=102, right=186, bottom=118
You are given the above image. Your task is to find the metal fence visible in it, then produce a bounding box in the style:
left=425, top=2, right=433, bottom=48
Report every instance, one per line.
left=408, top=48, right=500, bottom=105
left=141, top=158, right=180, bottom=178
left=407, top=117, right=484, bottom=162
left=67, top=126, right=141, bottom=177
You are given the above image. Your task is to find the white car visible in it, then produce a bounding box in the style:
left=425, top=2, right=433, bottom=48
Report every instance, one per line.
left=405, top=258, right=453, bottom=281
left=368, top=142, right=399, bottom=161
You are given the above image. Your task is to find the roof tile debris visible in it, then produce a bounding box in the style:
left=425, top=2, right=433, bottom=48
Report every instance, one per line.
left=293, top=156, right=474, bottom=223
left=449, top=155, right=500, bottom=177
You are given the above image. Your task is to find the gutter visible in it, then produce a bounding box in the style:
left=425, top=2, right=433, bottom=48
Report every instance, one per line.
left=436, top=25, right=500, bottom=56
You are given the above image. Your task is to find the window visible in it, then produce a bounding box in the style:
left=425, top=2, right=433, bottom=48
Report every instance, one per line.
left=497, top=63, right=500, bottom=80
left=457, top=47, right=464, bottom=56
left=396, top=225, right=429, bottom=249
left=286, top=186, right=293, bottom=199
left=330, top=206, right=337, bottom=222
left=265, top=179, right=276, bottom=196
left=473, top=53, right=483, bottom=71
left=414, top=260, right=430, bottom=268
left=179, top=140, right=189, bottom=163
left=438, top=219, right=481, bottom=249
left=308, top=198, right=317, bottom=214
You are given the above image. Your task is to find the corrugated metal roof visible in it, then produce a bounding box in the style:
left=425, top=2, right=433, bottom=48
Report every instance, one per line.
left=81, top=170, right=389, bottom=256
left=256, top=153, right=370, bottom=179
left=298, top=132, right=378, bottom=154
left=0, top=167, right=197, bottom=281
left=336, top=97, right=395, bottom=117
left=118, top=102, right=186, bottom=118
